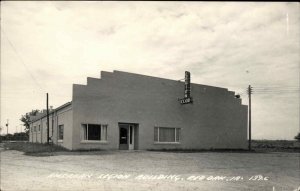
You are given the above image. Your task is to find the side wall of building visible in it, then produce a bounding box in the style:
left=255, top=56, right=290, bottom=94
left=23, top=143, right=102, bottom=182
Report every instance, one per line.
left=30, top=117, right=53, bottom=144
left=71, top=71, right=248, bottom=150
left=29, top=106, right=73, bottom=150
left=55, top=106, right=73, bottom=150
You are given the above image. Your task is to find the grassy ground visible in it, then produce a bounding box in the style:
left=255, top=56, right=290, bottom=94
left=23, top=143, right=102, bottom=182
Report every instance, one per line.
left=2, top=140, right=300, bottom=157
left=149, top=140, right=300, bottom=153
left=2, top=142, right=68, bottom=156
left=252, top=140, right=300, bottom=152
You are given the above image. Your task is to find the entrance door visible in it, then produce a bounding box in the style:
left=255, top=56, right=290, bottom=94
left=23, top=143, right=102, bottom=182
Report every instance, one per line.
left=119, top=125, right=128, bottom=150
left=119, top=123, right=137, bottom=150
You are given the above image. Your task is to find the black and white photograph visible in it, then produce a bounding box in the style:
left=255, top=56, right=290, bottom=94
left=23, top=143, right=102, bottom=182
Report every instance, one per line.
left=0, top=1, right=299, bottom=191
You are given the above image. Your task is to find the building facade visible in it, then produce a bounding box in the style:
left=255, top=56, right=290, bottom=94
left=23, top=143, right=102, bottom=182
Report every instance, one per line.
left=29, top=70, right=248, bottom=150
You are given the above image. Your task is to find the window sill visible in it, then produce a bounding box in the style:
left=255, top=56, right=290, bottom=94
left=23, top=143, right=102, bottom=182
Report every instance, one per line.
left=58, top=140, right=63, bottom=143
left=154, top=142, right=181, bottom=145
left=80, top=140, right=108, bottom=144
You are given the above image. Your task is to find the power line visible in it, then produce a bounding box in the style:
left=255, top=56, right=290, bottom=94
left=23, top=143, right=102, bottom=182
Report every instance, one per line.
left=253, top=85, right=298, bottom=87
left=253, top=90, right=298, bottom=92
left=242, top=85, right=300, bottom=96
left=252, top=84, right=298, bottom=87
left=1, top=28, right=45, bottom=93
left=253, top=88, right=299, bottom=91
left=253, top=88, right=299, bottom=90
left=253, top=90, right=299, bottom=92
left=253, top=87, right=299, bottom=89
left=253, top=86, right=298, bottom=89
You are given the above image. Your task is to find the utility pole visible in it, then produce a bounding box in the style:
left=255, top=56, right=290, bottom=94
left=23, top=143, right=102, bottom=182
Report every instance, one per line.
left=6, top=119, right=9, bottom=135
left=248, top=85, right=252, bottom=151
left=46, top=93, right=49, bottom=144
left=6, top=119, right=9, bottom=141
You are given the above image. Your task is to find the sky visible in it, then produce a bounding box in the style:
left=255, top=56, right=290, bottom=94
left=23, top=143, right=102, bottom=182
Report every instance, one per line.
left=1, top=2, right=299, bottom=140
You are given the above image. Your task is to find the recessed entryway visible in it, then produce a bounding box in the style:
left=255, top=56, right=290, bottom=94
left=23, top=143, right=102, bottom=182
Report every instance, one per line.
left=119, top=123, right=138, bottom=150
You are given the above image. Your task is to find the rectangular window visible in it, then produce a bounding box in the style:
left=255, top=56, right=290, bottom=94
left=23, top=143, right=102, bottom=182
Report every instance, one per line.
left=38, top=125, right=40, bottom=131
left=154, top=127, right=158, bottom=142
left=58, top=125, right=64, bottom=140
left=82, top=124, right=107, bottom=141
left=101, top=125, right=108, bottom=141
left=129, top=126, right=133, bottom=144
left=88, top=124, right=101, bottom=140
left=34, top=126, right=36, bottom=132
left=154, top=127, right=181, bottom=143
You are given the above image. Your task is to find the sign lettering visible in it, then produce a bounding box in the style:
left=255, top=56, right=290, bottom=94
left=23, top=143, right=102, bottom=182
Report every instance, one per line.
left=180, top=97, right=193, bottom=104
left=179, top=71, right=193, bottom=104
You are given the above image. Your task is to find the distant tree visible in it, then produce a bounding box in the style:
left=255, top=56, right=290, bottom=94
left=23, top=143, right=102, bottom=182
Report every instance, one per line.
left=20, top=109, right=39, bottom=134
left=295, top=132, right=300, bottom=141
left=0, top=132, right=28, bottom=142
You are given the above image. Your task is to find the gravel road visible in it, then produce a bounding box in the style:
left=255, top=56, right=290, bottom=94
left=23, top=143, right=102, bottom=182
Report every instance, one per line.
left=1, top=149, right=299, bottom=191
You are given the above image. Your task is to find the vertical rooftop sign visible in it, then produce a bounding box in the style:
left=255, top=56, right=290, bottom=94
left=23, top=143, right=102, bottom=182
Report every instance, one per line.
left=179, top=71, right=193, bottom=104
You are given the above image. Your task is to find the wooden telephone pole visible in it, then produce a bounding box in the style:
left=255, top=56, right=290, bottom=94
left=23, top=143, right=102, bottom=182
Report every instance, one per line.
left=248, top=85, right=252, bottom=151
left=46, top=93, right=49, bottom=144
left=6, top=119, right=9, bottom=135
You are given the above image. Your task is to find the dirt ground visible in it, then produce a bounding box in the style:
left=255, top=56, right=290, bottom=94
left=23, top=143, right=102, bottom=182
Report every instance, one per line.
left=0, top=148, right=299, bottom=191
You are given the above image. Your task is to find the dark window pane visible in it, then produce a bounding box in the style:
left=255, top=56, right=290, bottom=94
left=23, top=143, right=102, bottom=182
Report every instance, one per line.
left=130, top=126, right=133, bottom=144
left=59, top=125, right=64, bottom=140
left=88, top=124, right=101, bottom=140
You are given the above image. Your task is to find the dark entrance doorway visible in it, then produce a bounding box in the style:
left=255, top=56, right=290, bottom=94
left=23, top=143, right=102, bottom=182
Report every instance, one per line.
left=119, top=126, right=128, bottom=150
left=119, top=123, right=138, bottom=150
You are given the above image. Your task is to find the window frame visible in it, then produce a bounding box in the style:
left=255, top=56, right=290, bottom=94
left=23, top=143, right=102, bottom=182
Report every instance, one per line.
left=81, top=123, right=108, bottom=143
left=154, top=126, right=181, bottom=144
left=58, top=124, right=64, bottom=141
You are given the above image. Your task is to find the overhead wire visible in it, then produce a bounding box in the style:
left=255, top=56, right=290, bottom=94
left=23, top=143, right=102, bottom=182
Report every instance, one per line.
left=242, top=85, right=300, bottom=98
left=1, top=28, right=46, bottom=93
